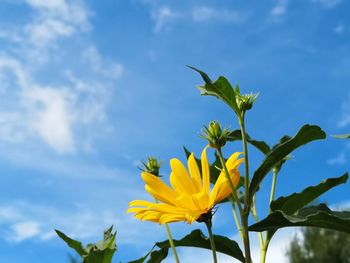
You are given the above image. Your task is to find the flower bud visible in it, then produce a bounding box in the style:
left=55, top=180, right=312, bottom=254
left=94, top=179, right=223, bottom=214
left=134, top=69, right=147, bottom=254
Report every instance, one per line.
left=139, top=157, right=163, bottom=177
left=200, top=121, right=231, bottom=149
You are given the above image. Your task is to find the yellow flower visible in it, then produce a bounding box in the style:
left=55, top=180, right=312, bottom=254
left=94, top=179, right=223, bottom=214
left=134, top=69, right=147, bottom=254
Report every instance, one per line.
left=127, top=147, right=243, bottom=224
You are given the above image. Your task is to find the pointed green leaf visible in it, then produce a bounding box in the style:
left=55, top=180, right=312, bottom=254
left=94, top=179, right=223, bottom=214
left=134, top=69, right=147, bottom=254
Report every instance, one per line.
left=156, top=229, right=245, bottom=262
left=249, top=204, right=350, bottom=233
left=56, top=226, right=117, bottom=263
left=331, top=134, right=350, bottom=139
left=227, top=129, right=271, bottom=155
left=147, top=247, right=169, bottom=263
left=249, top=125, right=326, bottom=205
left=189, top=66, right=239, bottom=114
left=271, top=173, right=348, bottom=215
left=55, top=229, right=86, bottom=257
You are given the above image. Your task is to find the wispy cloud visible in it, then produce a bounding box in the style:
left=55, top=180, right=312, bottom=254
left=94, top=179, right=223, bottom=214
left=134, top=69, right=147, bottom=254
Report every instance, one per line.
left=0, top=0, right=123, bottom=155
left=191, top=6, right=243, bottom=23
left=82, top=45, right=124, bottom=79
left=311, top=0, right=343, bottom=8
left=270, top=0, right=289, bottom=18
left=151, top=6, right=180, bottom=33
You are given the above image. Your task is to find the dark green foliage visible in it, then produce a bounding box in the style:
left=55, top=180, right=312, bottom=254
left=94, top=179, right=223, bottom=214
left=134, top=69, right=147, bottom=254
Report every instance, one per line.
left=129, top=229, right=245, bottom=263
left=249, top=124, right=326, bottom=206
left=287, top=227, right=350, bottom=263
left=56, top=226, right=117, bottom=263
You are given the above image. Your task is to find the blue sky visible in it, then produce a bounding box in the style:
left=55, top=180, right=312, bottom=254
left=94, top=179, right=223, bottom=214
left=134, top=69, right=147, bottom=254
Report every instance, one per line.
left=0, top=0, right=349, bottom=262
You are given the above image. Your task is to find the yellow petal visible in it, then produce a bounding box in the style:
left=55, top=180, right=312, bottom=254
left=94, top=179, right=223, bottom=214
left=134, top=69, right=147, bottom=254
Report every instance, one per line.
left=175, top=193, right=201, bottom=211
left=128, top=200, right=155, bottom=208
left=141, top=172, right=178, bottom=205
left=139, top=210, right=162, bottom=223
left=159, top=213, right=189, bottom=224
left=170, top=159, right=197, bottom=194
left=226, top=153, right=244, bottom=170
left=192, top=192, right=210, bottom=211
left=145, top=185, right=178, bottom=206
left=149, top=203, right=188, bottom=213
left=201, top=146, right=210, bottom=194
left=187, top=153, right=202, bottom=193
left=209, top=168, right=241, bottom=207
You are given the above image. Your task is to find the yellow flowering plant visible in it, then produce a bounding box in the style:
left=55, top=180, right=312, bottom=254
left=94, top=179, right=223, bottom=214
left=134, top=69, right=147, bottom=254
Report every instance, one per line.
left=127, top=67, right=350, bottom=263
left=57, top=68, right=350, bottom=263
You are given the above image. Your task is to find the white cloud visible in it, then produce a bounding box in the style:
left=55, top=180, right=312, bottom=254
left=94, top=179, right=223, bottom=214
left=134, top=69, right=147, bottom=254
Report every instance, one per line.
left=271, top=0, right=289, bottom=17
left=9, top=221, right=41, bottom=242
left=25, top=19, right=75, bottom=47
left=82, top=46, right=124, bottom=79
left=0, top=199, right=160, bottom=248
left=23, top=86, right=75, bottom=153
left=151, top=6, right=180, bottom=33
left=192, top=6, right=242, bottom=23
left=311, top=0, right=342, bottom=8
left=0, top=1, right=123, bottom=155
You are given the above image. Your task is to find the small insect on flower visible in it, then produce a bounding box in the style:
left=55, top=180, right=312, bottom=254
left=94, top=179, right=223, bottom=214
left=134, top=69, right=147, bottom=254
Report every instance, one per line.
left=127, top=147, right=243, bottom=224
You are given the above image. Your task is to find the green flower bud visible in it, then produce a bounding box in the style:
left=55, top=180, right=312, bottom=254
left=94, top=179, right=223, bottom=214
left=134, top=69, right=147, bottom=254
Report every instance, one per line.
left=200, top=121, right=231, bottom=149
left=236, top=92, right=259, bottom=112
left=233, top=85, right=259, bottom=115
left=139, top=157, right=163, bottom=177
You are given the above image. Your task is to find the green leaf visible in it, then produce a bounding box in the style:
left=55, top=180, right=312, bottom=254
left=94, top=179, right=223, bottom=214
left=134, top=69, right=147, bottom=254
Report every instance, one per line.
left=331, top=134, right=350, bottom=139
left=271, top=173, right=348, bottom=215
left=249, top=204, right=350, bottom=233
left=56, top=226, right=117, bottom=263
left=147, top=247, right=169, bottom=263
left=227, top=129, right=271, bottom=155
left=156, top=229, right=245, bottom=262
left=55, top=229, right=86, bottom=257
left=128, top=246, right=153, bottom=263
left=249, top=124, right=326, bottom=205
left=189, top=66, right=239, bottom=114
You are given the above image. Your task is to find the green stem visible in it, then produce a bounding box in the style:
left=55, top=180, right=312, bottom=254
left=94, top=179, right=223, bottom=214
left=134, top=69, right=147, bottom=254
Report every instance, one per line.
left=238, top=115, right=253, bottom=263
left=238, top=116, right=250, bottom=210
left=251, top=197, right=264, bottom=249
left=217, top=148, right=251, bottom=263
left=205, top=220, right=217, bottom=263
left=229, top=196, right=244, bottom=241
left=269, top=168, right=278, bottom=213
left=260, top=168, right=279, bottom=263
left=217, top=149, right=244, bottom=215
left=154, top=198, right=179, bottom=263
left=260, top=234, right=272, bottom=263
left=164, top=223, right=180, bottom=263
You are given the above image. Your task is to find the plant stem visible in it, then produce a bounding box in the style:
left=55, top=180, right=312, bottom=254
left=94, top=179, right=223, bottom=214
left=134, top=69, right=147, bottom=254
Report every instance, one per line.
left=205, top=219, right=217, bottom=263
left=229, top=196, right=244, bottom=241
left=260, top=234, right=272, bottom=263
left=217, top=149, right=244, bottom=215
left=251, top=197, right=264, bottom=249
left=238, top=115, right=253, bottom=263
left=260, top=168, right=279, bottom=263
left=155, top=198, right=179, bottom=263
left=217, top=148, right=251, bottom=263
left=269, top=168, right=278, bottom=213
left=164, top=223, right=180, bottom=263
left=238, top=116, right=250, bottom=210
